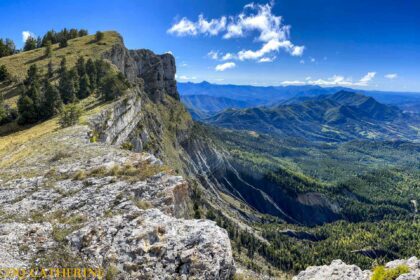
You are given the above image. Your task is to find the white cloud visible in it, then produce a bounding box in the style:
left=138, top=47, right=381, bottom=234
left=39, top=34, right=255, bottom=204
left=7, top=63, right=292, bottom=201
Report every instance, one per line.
left=215, top=62, right=236, bottom=71
left=359, top=72, right=376, bottom=84
left=168, top=2, right=304, bottom=64
left=168, top=15, right=226, bottom=36
left=22, top=31, right=35, bottom=42
left=258, top=56, right=276, bottom=63
left=221, top=53, right=235, bottom=61
left=385, top=73, right=398, bottom=80
left=281, top=80, right=306, bottom=85
left=197, top=15, right=227, bottom=36
left=281, top=72, right=376, bottom=87
left=165, top=51, right=173, bottom=55
left=208, top=50, right=220, bottom=60
left=167, top=18, right=197, bottom=36
left=291, top=46, right=305, bottom=56
left=177, top=75, right=197, bottom=81
left=310, top=57, right=316, bottom=63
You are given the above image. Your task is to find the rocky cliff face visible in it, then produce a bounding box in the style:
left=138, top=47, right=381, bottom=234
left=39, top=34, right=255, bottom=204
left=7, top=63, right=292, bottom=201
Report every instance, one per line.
left=103, top=43, right=179, bottom=102
left=0, top=41, right=235, bottom=279
left=179, top=125, right=341, bottom=226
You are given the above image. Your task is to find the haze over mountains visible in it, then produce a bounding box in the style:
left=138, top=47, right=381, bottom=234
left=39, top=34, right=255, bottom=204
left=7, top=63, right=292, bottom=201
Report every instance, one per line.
left=179, top=81, right=420, bottom=119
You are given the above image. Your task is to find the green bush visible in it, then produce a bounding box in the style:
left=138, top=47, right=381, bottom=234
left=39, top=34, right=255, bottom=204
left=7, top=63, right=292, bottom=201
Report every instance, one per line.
left=372, top=265, right=410, bottom=280
left=59, top=103, right=82, bottom=128
left=0, top=65, right=10, bottom=81
left=95, top=31, right=104, bottom=42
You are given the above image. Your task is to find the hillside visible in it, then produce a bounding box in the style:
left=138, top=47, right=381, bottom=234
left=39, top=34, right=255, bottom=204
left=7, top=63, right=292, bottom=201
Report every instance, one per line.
left=0, top=32, right=121, bottom=109
left=1, top=30, right=418, bottom=279
left=0, top=31, right=238, bottom=279
left=207, top=91, right=419, bottom=142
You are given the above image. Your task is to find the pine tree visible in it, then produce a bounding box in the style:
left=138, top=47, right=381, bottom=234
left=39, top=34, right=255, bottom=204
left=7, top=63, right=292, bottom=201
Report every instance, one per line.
left=69, top=69, right=80, bottom=94
left=42, top=80, right=63, bottom=118
left=17, top=65, right=42, bottom=124
left=17, top=95, right=37, bottom=124
left=24, top=64, right=40, bottom=87
left=23, top=37, right=37, bottom=51
left=69, top=29, right=78, bottom=39
left=59, top=57, right=67, bottom=76
left=0, top=65, right=10, bottom=81
left=59, top=71, right=76, bottom=104
left=76, top=56, right=86, bottom=77
left=59, top=38, right=68, bottom=48
left=47, top=61, right=54, bottom=78
left=85, top=58, right=97, bottom=90
left=44, top=40, right=52, bottom=57
left=78, top=29, right=88, bottom=37
left=78, top=74, right=91, bottom=99
left=95, top=31, right=104, bottom=42
left=95, top=59, right=110, bottom=86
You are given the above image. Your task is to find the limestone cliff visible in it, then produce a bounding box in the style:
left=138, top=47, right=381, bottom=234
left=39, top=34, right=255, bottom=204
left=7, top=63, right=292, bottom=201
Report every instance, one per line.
left=0, top=37, right=235, bottom=279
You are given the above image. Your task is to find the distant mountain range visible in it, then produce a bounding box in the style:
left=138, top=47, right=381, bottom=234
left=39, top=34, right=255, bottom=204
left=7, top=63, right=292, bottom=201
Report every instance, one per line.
left=178, top=82, right=420, bottom=119
left=180, top=95, right=252, bottom=119
left=206, top=91, right=419, bottom=142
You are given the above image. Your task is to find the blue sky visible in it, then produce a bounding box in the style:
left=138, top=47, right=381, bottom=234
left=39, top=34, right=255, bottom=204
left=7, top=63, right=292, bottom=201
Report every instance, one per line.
left=0, top=0, right=419, bottom=91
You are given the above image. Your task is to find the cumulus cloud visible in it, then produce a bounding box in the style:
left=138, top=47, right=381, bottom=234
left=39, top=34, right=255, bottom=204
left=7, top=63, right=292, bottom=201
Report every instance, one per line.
left=168, top=2, right=304, bottom=66
left=22, top=31, right=35, bottom=42
left=385, top=73, right=398, bottom=80
left=215, top=62, right=236, bottom=71
left=168, top=15, right=226, bottom=36
left=281, top=72, right=377, bottom=87
left=167, top=18, right=197, bottom=36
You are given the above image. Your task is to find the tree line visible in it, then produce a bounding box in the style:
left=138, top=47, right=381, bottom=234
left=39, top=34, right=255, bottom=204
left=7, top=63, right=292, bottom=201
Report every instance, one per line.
left=0, top=56, right=129, bottom=126
left=23, top=28, right=89, bottom=52
left=0, top=28, right=89, bottom=58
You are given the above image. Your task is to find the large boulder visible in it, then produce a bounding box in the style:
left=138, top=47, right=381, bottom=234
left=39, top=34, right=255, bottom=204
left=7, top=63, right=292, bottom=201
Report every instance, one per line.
left=69, top=209, right=235, bottom=279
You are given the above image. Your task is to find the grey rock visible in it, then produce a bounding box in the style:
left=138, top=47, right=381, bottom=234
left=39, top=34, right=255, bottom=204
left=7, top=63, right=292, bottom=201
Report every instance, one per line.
left=69, top=209, right=235, bottom=279
left=293, top=259, right=371, bottom=280
left=294, top=258, right=420, bottom=280
left=103, top=44, right=180, bottom=102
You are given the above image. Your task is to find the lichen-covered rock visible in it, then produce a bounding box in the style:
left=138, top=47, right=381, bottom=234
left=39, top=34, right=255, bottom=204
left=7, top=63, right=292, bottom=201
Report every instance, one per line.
left=0, top=124, right=235, bottom=279
left=294, top=258, right=420, bottom=280
left=293, top=260, right=371, bottom=280
left=69, top=209, right=235, bottom=279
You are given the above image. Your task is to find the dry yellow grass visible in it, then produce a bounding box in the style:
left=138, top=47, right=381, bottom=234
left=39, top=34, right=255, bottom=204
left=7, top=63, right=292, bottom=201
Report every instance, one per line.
left=0, top=31, right=121, bottom=109
left=0, top=118, right=58, bottom=169
left=0, top=31, right=121, bottom=79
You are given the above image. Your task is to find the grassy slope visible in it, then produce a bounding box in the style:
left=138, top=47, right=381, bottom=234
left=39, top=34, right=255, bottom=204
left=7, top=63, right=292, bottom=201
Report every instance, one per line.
left=0, top=31, right=121, bottom=168
left=0, top=31, right=121, bottom=108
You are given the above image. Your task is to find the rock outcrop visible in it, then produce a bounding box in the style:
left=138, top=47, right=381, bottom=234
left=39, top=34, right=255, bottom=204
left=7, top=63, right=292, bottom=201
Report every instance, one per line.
left=293, top=257, right=420, bottom=280
left=103, top=43, right=179, bottom=102
left=0, top=40, right=235, bottom=279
